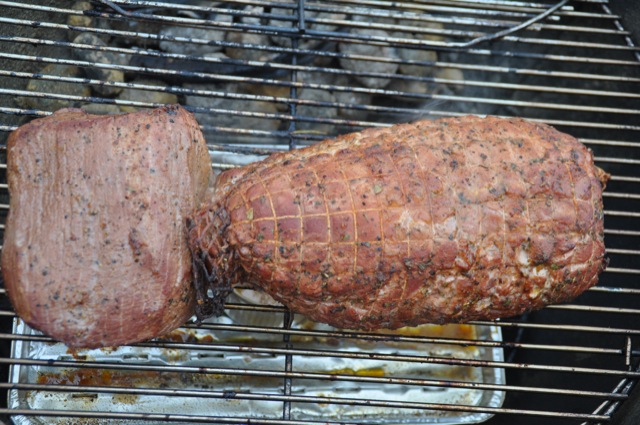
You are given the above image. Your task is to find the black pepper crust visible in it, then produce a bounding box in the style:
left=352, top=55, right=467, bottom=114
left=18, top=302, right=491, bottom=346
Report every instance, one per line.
left=188, top=115, right=608, bottom=330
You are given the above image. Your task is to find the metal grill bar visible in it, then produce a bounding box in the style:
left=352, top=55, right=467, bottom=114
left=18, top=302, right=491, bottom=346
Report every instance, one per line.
left=0, top=0, right=621, bottom=27
left=199, top=321, right=640, bottom=339
left=0, top=356, right=633, bottom=397
left=0, top=408, right=610, bottom=423
left=2, top=80, right=636, bottom=125
left=0, top=324, right=627, bottom=357
left=90, top=0, right=587, bottom=19
left=0, top=383, right=621, bottom=420
left=0, top=10, right=638, bottom=63
left=0, top=32, right=636, bottom=89
left=584, top=377, right=637, bottom=425
left=2, top=304, right=640, bottom=337
left=0, top=75, right=637, bottom=137
left=0, top=65, right=634, bottom=132
left=2, top=40, right=639, bottom=101
left=1, top=410, right=383, bottom=425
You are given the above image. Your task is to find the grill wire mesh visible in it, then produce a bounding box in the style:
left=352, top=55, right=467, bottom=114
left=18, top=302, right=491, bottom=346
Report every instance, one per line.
left=0, top=0, right=639, bottom=424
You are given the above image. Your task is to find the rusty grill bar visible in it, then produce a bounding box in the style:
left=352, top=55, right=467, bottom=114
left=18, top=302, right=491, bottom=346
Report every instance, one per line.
left=0, top=0, right=639, bottom=424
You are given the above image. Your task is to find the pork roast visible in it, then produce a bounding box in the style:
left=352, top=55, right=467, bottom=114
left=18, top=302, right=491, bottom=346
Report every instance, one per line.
left=188, top=115, right=608, bottom=330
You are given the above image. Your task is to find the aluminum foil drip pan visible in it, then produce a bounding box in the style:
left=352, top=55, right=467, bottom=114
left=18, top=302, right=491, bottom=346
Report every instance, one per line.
left=8, top=305, right=505, bottom=424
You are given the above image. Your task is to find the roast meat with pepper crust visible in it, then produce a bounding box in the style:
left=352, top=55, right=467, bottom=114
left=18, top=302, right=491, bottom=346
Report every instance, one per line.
left=188, top=115, right=608, bottom=330
left=2, top=105, right=212, bottom=348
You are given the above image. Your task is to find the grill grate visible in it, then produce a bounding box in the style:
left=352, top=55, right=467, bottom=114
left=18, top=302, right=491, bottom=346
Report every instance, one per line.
left=0, top=0, right=639, bottom=424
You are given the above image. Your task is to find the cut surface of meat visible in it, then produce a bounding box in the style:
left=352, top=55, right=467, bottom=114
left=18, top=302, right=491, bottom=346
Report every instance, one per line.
left=2, top=105, right=211, bottom=348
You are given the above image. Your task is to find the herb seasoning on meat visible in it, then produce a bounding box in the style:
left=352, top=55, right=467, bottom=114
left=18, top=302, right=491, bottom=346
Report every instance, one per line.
left=188, top=116, right=608, bottom=330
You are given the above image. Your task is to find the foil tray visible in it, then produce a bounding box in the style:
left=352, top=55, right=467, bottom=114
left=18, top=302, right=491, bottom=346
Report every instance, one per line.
left=8, top=306, right=506, bottom=425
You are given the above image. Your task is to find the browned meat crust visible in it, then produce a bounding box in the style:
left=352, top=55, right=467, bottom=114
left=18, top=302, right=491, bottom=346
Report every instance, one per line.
left=189, top=115, right=608, bottom=330
left=2, top=105, right=212, bottom=347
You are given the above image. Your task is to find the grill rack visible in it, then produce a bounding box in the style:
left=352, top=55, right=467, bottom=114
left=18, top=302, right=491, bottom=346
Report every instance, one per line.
left=0, top=0, right=638, bottom=424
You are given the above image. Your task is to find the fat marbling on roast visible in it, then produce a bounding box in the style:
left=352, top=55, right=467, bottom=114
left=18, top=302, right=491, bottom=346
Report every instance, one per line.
left=188, top=116, right=608, bottom=330
left=2, top=105, right=212, bottom=348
